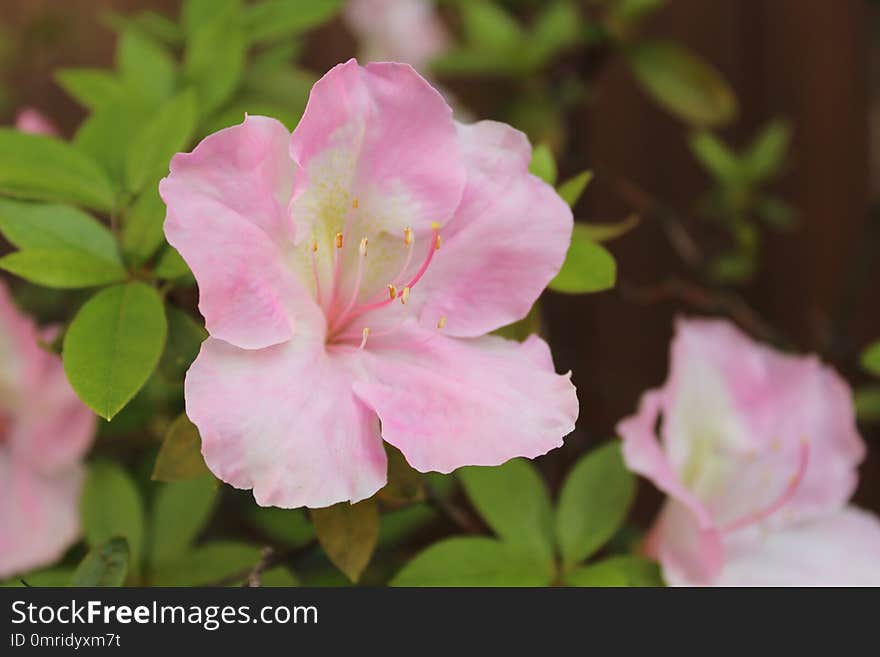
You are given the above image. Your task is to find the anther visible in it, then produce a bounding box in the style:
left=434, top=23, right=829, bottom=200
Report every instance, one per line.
left=335, top=232, right=344, bottom=249
left=359, top=237, right=368, bottom=256
left=352, top=198, right=359, bottom=209
left=403, top=227, right=413, bottom=246
left=359, top=327, right=370, bottom=349
left=431, top=221, right=441, bottom=231
left=437, top=315, right=447, bottom=329
left=400, top=286, right=411, bottom=304
left=388, top=284, right=397, bottom=300
left=435, top=234, right=442, bottom=250
left=309, top=237, right=318, bottom=253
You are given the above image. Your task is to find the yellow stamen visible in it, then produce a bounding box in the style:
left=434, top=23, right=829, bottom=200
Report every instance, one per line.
left=359, top=237, right=368, bottom=256
left=309, top=237, right=318, bottom=253
left=435, top=234, right=442, bottom=250
left=387, top=284, right=397, bottom=300
left=352, top=198, right=359, bottom=209
left=430, top=221, right=441, bottom=231
left=437, top=315, right=447, bottom=329
left=359, top=327, right=370, bottom=349
left=400, top=286, right=411, bottom=304
left=335, top=232, right=343, bottom=249
left=404, top=227, right=413, bottom=246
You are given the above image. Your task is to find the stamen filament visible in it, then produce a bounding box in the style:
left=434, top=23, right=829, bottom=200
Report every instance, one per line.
left=330, top=238, right=369, bottom=333
left=358, top=327, right=370, bottom=349
left=309, top=237, right=322, bottom=307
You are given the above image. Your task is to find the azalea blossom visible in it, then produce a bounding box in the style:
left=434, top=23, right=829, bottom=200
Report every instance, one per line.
left=0, top=281, right=95, bottom=578
left=161, top=60, right=578, bottom=509
left=344, top=0, right=450, bottom=71
left=14, top=107, right=58, bottom=136
left=618, top=318, right=880, bottom=586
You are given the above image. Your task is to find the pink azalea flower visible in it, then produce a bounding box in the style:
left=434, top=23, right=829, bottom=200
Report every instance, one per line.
left=161, top=60, right=578, bottom=509
left=0, top=281, right=95, bottom=578
left=344, top=0, right=450, bottom=70
left=618, top=318, right=880, bottom=586
left=14, top=107, right=59, bottom=136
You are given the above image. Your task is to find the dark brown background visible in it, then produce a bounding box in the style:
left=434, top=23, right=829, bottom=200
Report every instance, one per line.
left=1, top=0, right=878, bottom=513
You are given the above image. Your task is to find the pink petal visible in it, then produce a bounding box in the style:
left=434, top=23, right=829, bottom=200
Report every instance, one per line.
left=161, top=115, right=319, bottom=350
left=15, top=107, right=58, bottom=136
left=185, top=336, right=387, bottom=509
left=289, top=60, right=465, bottom=242
left=714, top=506, right=880, bottom=586
left=644, top=500, right=725, bottom=586
left=0, top=455, right=83, bottom=579
left=415, top=121, right=573, bottom=337
left=352, top=325, right=578, bottom=473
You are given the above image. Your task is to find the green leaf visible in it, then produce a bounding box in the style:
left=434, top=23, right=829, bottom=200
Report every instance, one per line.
left=154, top=246, right=192, bottom=280
left=103, top=10, right=183, bottom=46
left=0, top=129, right=116, bottom=211
left=861, top=341, right=880, bottom=377
left=459, top=459, right=554, bottom=563
left=182, top=0, right=240, bottom=36
left=378, top=445, right=425, bottom=506
left=152, top=413, right=211, bottom=482
left=530, top=0, right=582, bottom=66
left=557, top=170, right=593, bottom=207
left=63, top=282, right=168, bottom=420
left=118, top=29, right=177, bottom=107
left=245, top=0, right=343, bottom=44
left=549, top=226, right=617, bottom=293
left=55, top=69, right=128, bottom=110
left=555, top=441, right=636, bottom=568
left=312, top=500, right=379, bottom=583
left=627, top=41, right=737, bottom=127
left=0, top=249, right=126, bottom=289
left=74, top=101, right=153, bottom=186
left=248, top=506, right=315, bottom=549
left=689, top=131, right=741, bottom=185
left=184, top=5, right=246, bottom=117
left=149, top=475, right=218, bottom=566
left=529, top=143, right=557, bottom=185
left=564, top=555, right=663, bottom=587
left=158, top=307, right=206, bottom=383
left=122, top=186, right=167, bottom=265
left=2, top=567, right=75, bottom=587
left=743, top=119, right=791, bottom=182
left=855, top=385, right=880, bottom=423
left=81, top=461, right=145, bottom=576
left=126, top=89, right=198, bottom=194
left=611, top=0, right=667, bottom=24
left=391, top=538, right=553, bottom=587
left=578, top=215, right=640, bottom=243
left=462, top=1, right=524, bottom=54
left=70, top=538, right=130, bottom=587
left=0, top=199, right=119, bottom=261
left=260, top=566, right=299, bottom=587
left=755, top=196, right=794, bottom=230
left=151, top=541, right=261, bottom=586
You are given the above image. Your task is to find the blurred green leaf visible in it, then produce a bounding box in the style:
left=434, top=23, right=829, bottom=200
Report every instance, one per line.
left=158, top=307, right=206, bottom=383
left=378, top=445, right=425, bottom=506
left=245, top=0, right=343, bottom=44
left=861, top=341, right=880, bottom=377
left=462, top=1, right=524, bottom=54
left=153, top=413, right=211, bottom=482
left=0, top=129, right=116, bottom=211
left=70, top=538, right=130, bottom=587
left=74, top=101, right=153, bottom=186
left=248, top=507, right=315, bottom=549
left=2, top=567, right=75, bottom=587
left=81, top=461, right=145, bottom=576
left=391, top=538, right=553, bottom=587
left=0, top=199, right=118, bottom=261
left=118, top=30, right=177, bottom=107
left=555, top=441, right=636, bottom=567
left=184, top=4, right=246, bottom=117
left=312, top=500, right=379, bottom=583
left=557, top=170, right=593, bottom=208
left=149, top=476, right=218, bottom=566
left=689, top=131, right=741, bottom=185
left=530, top=0, right=582, bottom=66
left=710, top=251, right=755, bottom=284
left=549, top=226, right=617, bottom=293
left=627, top=41, right=737, bottom=127
left=564, top=555, right=663, bottom=587
left=855, top=385, right=880, bottom=423
left=754, top=196, right=794, bottom=230
left=63, top=282, right=168, bottom=420
left=0, top=249, right=126, bottom=289
left=260, top=567, right=299, bottom=587
left=529, top=143, right=557, bottom=185
left=103, top=10, right=183, bottom=46
left=122, top=186, right=167, bottom=266
left=154, top=246, right=193, bottom=281
left=459, top=459, right=554, bottom=564
left=151, top=541, right=261, bottom=586
left=578, top=215, right=640, bottom=243
left=126, top=89, right=198, bottom=194
left=182, top=0, right=240, bottom=36
left=610, top=0, right=667, bottom=24
left=742, top=119, right=791, bottom=182
left=56, top=69, right=128, bottom=110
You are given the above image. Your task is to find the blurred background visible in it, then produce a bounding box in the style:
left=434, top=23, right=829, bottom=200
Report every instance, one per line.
left=1, top=0, right=878, bottom=524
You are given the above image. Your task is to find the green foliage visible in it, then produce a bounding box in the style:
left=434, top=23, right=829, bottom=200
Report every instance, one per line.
left=459, top=459, right=555, bottom=564
left=564, top=555, right=663, bottom=587
left=555, top=441, right=636, bottom=568
left=577, top=215, right=640, bottom=242
left=81, top=461, right=145, bottom=578
left=70, top=538, right=130, bottom=587
left=63, top=282, right=168, bottom=420
left=244, top=0, right=343, bottom=44
left=550, top=226, right=617, bottom=294
left=148, top=476, right=218, bottom=566
left=159, top=307, right=207, bottom=382
left=122, top=186, right=167, bottom=266
left=312, top=500, right=379, bottom=583
left=74, top=101, right=153, bottom=187
left=855, top=385, right=880, bottom=423
left=392, top=537, right=553, bottom=587
left=55, top=69, right=128, bottom=110
left=0, top=249, right=126, bottom=289
left=248, top=507, right=315, bottom=549
left=557, top=170, right=594, bottom=207
left=151, top=541, right=262, bottom=586
left=627, top=41, right=737, bottom=127
left=184, top=3, right=246, bottom=117
left=152, top=414, right=211, bottom=482
left=0, top=129, right=116, bottom=211
left=529, top=143, right=558, bottom=185
left=117, top=30, right=177, bottom=108
left=860, top=341, right=880, bottom=378
left=154, top=246, right=193, bottom=281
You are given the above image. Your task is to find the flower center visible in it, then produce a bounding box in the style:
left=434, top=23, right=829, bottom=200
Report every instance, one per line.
left=308, top=198, right=445, bottom=348
left=720, top=438, right=810, bottom=534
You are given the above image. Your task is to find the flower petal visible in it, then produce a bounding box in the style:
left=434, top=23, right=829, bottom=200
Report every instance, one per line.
left=644, top=500, right=725, bottom=586
left=0, top=454, right=83, bottom=579
left=416, top=120, right=573, bottom=337
left=161, top=115, right=319, bottom=349
left=185, top=336, right=387, bottom=509
left=288, top=60, right=465, bottom=243
left=352, top=326, right=578, bottom=473
left=714, top=506, right=880, bottom=586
